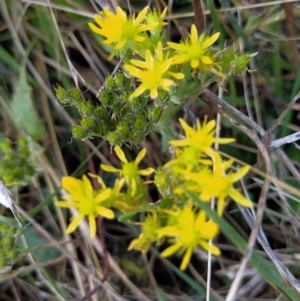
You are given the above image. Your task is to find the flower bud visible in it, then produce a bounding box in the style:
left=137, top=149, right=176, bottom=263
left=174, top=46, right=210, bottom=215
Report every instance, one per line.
left=79, top=102, right=94, bottom=116
left=107, top=132, right=121, bottom=145
left=18, top=137, right=30, bottom=157
left=0, top=140, right=14, bottom=160
left=115, top=72, right=131, bottom=90
left=231, top=55, right=250, bottom=74
left=131, top=132, right=144, bottom=144
left=93, top=106, right=107, bottom=119
left=116, top=120, right=130, bottom=139
left=134, top=112, right=148, bottom=132
left=104, top=75, right=116, bottom=92
left=71, top=125, right=88, bottom=139
left=55, top=86, right=68, bottom=104
left=111, top=102, right=123, bottom=116
left=81, top=117, right=96, bottom=130
left=68, top=87, right=84, bottom=104
left=7, top=250, right=17, bottom=262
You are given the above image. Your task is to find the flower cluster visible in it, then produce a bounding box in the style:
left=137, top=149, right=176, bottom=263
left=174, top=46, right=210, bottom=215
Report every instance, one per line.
left=0, top=137, right=36, bottom=186
left=0, top=223, right=22, bottom=269
left=57, top=146, right=155, bottom=237
left=57, top=117, right=252, bottom=270
left=55, top=6, right=252, bottom=146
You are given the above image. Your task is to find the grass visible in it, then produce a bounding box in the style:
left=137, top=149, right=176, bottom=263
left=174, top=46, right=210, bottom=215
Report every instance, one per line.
left=1, top=0, right=300, bottom=300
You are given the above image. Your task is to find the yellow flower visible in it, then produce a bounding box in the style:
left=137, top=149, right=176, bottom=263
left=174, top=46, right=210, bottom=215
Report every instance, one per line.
left=124, top=42, right=184, bottom=99
left=146, top=7, right=167, bottom=34
left=128, top=214, right=161, bottom=252
left=101, top=146, right=155, bottom=195
left=157, top=203, right=220, bottom=270
left=169, top=118, right=235, bottom=155
left=168, top=25, right=220, bottom=69
left=89, top=6, right=157, bottom=55
left=179, top=152, right=252, bottom=215
left=56, top=175, right=114, bottom=238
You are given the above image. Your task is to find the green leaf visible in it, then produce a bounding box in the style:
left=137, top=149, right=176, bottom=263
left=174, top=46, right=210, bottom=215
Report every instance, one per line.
left=189, top=193, right=300, bottom=300
left=11, top=64, right=46, bottom=139
left=23, top=225, right=61, bottom=263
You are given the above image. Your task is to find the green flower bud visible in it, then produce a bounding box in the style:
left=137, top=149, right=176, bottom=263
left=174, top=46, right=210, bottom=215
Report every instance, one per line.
left=231, top=54, right=250, bottom=74
left=131, top=132, right=144, bottom=144
left=111, top=102, right=123, bottom=116
left=6, top=250, right=17, bottom=262
left=0, top=224, right=9, bottom=232
left=81, top=117, right=96, bottom=130
left=68, top=87, right=84, bottom=104
left=218, top=48, right=235, bottom=74
left=116, top=120, right=130, bottom=139
left=98, top=90, right=113, bottom=106
left=54, top=85, right=68, bottom=104
left=1, top=236, right=14, bottom=248
left=78, top=102, right=94, bottom=116
left=134, top=113, right=148, bottom=132
left=148, top=106, right=162, bottom=122
left=115, top=72, right=131, bottom=90
left=107, top=119, right=117, bottom=132
left=0, top=140, right=14, bottom=161
left=133, top=119, right=147, bottom=131
left=106, top=132, right=121, bottom=145
left=18, top=138, right=30, bottom=158
left=104, top=75, right=115, bottom=92
left=128, top=96, right=142, bottom=107
left=2, top=175, right=14, bottom=186
left=120, top=92, right=131, bottom=103
left=71, top=125, right=88, bottom=139
left=122, top=48, right=134, bottom=63
left=93, top=106, right=107, bottom=120
left=0, top=139, right=12, bottom=153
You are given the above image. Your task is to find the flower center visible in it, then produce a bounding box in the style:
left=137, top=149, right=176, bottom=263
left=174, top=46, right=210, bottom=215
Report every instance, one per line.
left=122, top=162, right=139, bottom=180
left=188, top=43, right=204, bottom=59
left=79, top=197, right=96, bottom=215
left=180, top=229, right=199, bottom=248
left=122, top=21, right=139, bottom=39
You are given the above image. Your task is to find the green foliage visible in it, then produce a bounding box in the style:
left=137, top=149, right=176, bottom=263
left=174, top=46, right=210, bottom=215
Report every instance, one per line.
left=23, top=226, right=61, bottom=263
left=0, top=137, right=36, bottom=186
left=11, top=64, right=46, bottom=139
left=0, top=224, right=22, bottom=268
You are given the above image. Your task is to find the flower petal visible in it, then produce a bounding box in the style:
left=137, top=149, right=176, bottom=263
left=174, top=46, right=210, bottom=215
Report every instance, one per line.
left=88, top=214, right=97, bottom=238
left=66, top=214, right=84, bottom=234
left=95, top=188, right=111, bottom=203
left=161, top=241, right=182, bottom=257
left=199, top=240, right=221, bottom=256
left=62, top=176, right=84, bottom=195
left=101, top=164, right=121, bottom=173
left=56, top=201, right=78, bottom=208
left=135, top=148, right=147, bottom=165
left=138, top=168, right=156, bottom=176
left=180, top=247, right=193, bottom=270
left=229, top=189, right=252, bottom=208
left=115, top=146, right=128, bottom=163
left=96, top=206, right=115, bottom=219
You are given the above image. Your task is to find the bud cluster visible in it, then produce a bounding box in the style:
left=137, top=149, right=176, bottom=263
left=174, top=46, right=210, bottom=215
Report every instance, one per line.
left=55, top=71, right=163, bottom=145
left=0, top=138, right=35, bottom=186
left=0, top=224, right=22, bottom=268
